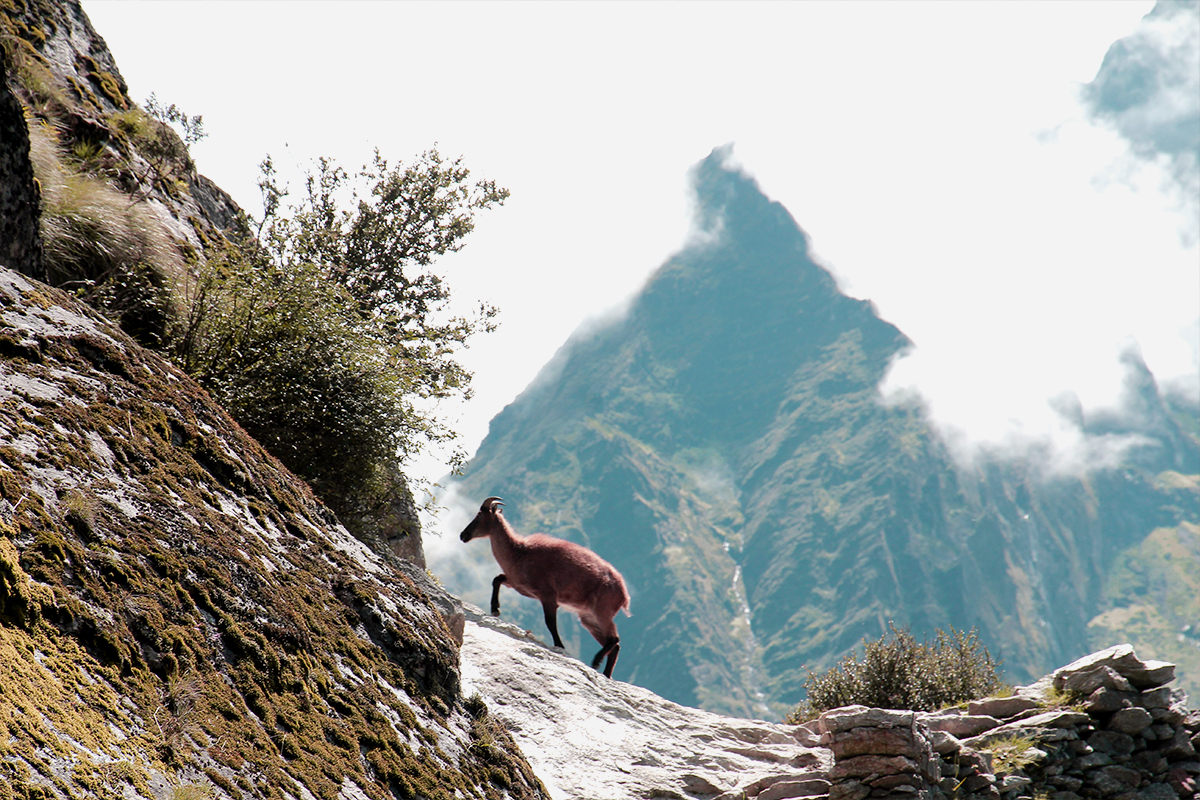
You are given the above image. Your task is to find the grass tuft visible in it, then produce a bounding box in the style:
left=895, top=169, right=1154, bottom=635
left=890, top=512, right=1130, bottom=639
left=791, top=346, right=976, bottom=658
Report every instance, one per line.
left=981, top=734, right=1043, bottom=774
left=28, top=120, right=182, bottom=345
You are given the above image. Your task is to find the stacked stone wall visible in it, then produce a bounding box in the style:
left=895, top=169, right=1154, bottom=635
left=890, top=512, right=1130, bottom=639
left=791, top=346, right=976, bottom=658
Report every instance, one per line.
left=808, top=646, right=1197, bottom=800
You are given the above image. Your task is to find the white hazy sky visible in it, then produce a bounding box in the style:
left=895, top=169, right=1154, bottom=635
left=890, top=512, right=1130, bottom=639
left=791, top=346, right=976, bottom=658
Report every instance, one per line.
left=83, top=1, right=1199, bottom=499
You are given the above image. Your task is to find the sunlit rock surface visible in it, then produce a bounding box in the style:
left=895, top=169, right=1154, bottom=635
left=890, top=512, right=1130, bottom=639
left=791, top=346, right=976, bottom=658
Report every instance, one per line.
left=459, top=605, right=832, bottom=800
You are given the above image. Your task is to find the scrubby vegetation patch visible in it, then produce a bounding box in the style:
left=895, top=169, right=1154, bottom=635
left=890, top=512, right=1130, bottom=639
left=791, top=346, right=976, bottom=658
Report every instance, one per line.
left=789, top=624, right=1004, bottom=721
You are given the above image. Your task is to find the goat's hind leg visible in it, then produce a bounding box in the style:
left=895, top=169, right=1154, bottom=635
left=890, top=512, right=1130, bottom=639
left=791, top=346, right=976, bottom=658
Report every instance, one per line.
left=490, top=574, right=506, bottom=616
left=591, top=637, right=620, bottom=678
left=582, top=615, right=620, bottom=678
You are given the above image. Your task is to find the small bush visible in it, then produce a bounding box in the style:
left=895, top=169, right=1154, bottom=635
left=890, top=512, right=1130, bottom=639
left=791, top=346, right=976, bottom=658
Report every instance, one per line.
left=171, top=248, right=413, bottom=518
left=787, top=624, right=1003, bottom=721
left=169, top=150, right=505, bottom=541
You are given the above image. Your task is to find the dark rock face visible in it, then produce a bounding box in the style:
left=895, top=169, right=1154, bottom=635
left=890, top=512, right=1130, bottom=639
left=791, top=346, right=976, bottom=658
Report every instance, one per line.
left=0, top=46, right=43, bottom=281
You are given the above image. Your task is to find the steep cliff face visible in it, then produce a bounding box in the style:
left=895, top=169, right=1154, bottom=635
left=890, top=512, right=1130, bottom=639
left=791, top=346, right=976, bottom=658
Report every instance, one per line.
left=1, top=0, right=429, bottom=563
left=1, top=0, right=242, bottom=250
left=442, top=149, right=1200, bottom=719
left=0, top=264, right=547, bottom=799
left=0, top=42, right=43, bottom=280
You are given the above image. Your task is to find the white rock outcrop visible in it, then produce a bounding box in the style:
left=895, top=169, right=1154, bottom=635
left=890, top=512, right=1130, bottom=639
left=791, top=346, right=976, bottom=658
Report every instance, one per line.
left=459, top=606, right=832, bottom=800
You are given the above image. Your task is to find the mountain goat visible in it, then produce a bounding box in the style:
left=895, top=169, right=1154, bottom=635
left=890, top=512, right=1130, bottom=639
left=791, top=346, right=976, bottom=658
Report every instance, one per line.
left=459, top=496, right=630, bottom=678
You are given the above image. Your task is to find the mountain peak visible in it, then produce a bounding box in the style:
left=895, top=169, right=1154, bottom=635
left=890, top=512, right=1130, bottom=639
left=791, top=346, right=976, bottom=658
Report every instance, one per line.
left=686, top=144, right=797, bottom=241
left=445, top=148, right=1199, bottom=715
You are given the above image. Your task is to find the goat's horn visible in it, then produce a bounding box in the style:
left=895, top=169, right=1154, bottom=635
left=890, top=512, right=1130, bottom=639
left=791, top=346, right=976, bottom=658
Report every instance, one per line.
left=481, top=496, right=505, bottom=511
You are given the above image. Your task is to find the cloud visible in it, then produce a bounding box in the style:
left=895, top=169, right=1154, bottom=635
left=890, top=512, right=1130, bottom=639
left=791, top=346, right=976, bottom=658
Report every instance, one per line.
left=819, top=4, right=1200, bottom=477
left=1082, top=0, right=1200, bottom=209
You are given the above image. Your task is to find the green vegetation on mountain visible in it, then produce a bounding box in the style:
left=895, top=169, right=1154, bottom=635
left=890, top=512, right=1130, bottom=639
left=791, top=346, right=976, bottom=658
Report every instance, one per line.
left=0, top=5, right=551, bottom=796
left=447, top=148, right=1200, bottom=718
left=1088, top=518, right=1200, bottom=699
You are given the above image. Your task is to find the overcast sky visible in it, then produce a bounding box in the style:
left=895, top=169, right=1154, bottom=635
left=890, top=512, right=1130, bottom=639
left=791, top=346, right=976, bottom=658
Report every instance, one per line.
left=83, top=1, right=1199, bottom=500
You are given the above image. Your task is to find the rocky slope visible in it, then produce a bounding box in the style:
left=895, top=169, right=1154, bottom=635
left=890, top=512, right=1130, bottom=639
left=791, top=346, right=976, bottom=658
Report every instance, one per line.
left=441, top=148, right=1200, bottom=719
left=461, top=602, right=1200, bottom=800
left=0, top=264, right=547, bottom=799
left=1, top=0, right=427, bottom=561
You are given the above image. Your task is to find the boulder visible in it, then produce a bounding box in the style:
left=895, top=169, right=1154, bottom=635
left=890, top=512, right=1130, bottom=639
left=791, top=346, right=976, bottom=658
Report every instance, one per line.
left=1053, top=645, right=1178, bottom=695
left=828, top=781, right=870, bottom=800
left=1108, top=707, right=1154, bottom=736
left=827, top=726, right=923, bottom=759
left=1086, top=687, right=1138, bottom=714
left=1134, top=784, right=1178, bottom=800
left=928, top=729, right=964, bottom=756
left=1161, top=728, right=1197, bottom=761
left=962, top=711, right=1089, bottom=749
left=758, top=778, right=833, bottom=800
left=1088, top=730, right=1136, bottom=757
left=1085, top=765, right=1141, bottom=795
left=1137, top=688, right=1173, bottom=710
left=459, top=610, right=835, bottom=800
left=1076, top=751, right=1114, bottom=768
left=868, top=773, right=922, bottom=791
left=829, top=755, right=919, bottom=781
left=1125, top=660, right=1176, bottom=690
left=1062, top=665, right=1136, bottom=695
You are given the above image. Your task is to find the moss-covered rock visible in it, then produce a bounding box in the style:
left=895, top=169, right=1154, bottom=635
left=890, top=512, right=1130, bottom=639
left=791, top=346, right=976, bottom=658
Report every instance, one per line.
left=0, top=265, right=548, bottom=799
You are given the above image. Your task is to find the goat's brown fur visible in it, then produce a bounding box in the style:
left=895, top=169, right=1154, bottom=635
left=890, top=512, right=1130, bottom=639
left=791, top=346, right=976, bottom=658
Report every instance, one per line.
left=460, top=496, right=630, bottom=678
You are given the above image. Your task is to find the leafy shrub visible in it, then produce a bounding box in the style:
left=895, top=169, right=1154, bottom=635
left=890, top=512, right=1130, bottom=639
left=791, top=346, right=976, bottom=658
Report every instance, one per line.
left=170, top=150, right=506, bottom=539
left=173, top=250, right=411, bottom=514
left=787, top=624, right=1003, bottom=721
left=110, top=94, right=205, bottom=201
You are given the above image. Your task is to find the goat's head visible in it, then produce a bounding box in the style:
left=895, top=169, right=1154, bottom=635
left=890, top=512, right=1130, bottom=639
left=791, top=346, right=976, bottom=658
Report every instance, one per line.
left=460, top=496, right=504, bottom=542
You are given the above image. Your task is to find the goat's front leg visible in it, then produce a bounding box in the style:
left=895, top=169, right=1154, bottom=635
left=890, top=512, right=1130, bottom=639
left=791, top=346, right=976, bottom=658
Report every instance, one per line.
left=541, top=599, right=565, bottom=649
left=490, top=574, right=506, bottom=616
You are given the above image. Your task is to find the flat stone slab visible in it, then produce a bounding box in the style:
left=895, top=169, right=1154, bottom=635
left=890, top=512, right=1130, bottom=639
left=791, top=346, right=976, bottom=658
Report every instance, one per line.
left=919, top=712, right=1002, bottom=739
left=962, top=711, right=1090, bottom=749
left=820, top=706, right=915, bottom=734
left=1108, top=707, right=1153, bottom=735
left=1125, top=660, right=1175, bottom=690
left=968, top=696, right=1038, bottom=719
left=460, top=609, right=834, bottom=800
left=1061, top=665, right=1134, bottom=695
left=825, top=725, right=923, bottom=759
